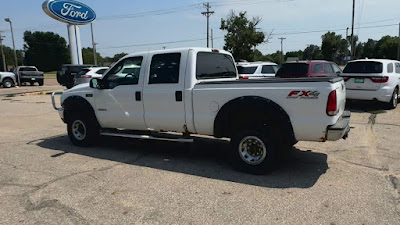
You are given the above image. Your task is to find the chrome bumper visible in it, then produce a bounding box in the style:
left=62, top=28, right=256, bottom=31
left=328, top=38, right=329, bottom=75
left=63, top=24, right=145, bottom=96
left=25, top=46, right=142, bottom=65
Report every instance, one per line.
left=51, top=91, right=64, bottom=122
left=326, top=111, right=351, bottom=141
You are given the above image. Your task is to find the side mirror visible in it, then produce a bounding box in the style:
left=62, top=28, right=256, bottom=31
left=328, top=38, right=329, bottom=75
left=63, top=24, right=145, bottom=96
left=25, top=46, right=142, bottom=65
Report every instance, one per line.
left=89, top=78, right=101, bottom=89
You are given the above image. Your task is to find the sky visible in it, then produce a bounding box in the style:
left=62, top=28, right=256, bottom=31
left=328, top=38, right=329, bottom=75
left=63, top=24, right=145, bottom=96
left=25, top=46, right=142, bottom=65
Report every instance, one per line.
left=0, top=0, right=400, bottom=58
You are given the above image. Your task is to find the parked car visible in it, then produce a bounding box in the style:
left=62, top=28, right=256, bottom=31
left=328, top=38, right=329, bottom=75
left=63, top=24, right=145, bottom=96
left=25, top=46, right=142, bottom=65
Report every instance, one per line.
left=237, top=61, right=280, bottom=79
left=276, top=60, right=342, bottom=78
left=57, top=64, right=94, bottom=89
left=0, top=72, right=17, bottom=88
left=74, top=67, right=109, bottom=86
left=14, top=66, right=44, bottom=86
left=51, top=47, right=350, bottom=174
left=341, top=59, right=400, bottom=109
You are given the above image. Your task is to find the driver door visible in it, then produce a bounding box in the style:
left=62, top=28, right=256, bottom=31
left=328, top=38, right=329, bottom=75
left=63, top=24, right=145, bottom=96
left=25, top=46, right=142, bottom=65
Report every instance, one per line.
left=93, top=56, right=147, bottom=130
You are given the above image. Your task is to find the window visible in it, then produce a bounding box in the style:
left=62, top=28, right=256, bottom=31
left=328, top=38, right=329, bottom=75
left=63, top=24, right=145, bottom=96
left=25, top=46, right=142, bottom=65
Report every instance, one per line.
left=312, top=64, right=324, bottom=73
left=276, top=63, right=309, bottom=78
left=102, top=57, right=143, bottom=88
left=261, top=65, right=277, bottom=74
left=20, top=67, right=37, bottom=72
left=149, top=53, right=181, bottom=84
left=396, top=63, right=400, bottom=74
left=331, top=63, right=342, bottom=74
left=76, top=69, right=90, bottom=77
left=387, top=63, right=394, bottom=73
left=237, top=66, right=257, bottom=75
left=197, top=52, right=236, bottom=79
left=324, top=64, right=334, bottom=73
left=96, top=69, right=107, bottom=75
left=343, top=61, right=383, bottom=73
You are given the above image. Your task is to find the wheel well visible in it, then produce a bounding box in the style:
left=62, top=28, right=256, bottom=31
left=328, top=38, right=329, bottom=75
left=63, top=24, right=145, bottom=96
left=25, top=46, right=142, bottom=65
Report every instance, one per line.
left=63, top=96, right=99, bottom=126
left=214, top=96, right=296, bottom=145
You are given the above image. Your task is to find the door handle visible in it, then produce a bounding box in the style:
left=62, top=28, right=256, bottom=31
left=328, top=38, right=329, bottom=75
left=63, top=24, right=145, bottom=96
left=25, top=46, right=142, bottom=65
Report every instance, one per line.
left=175, top=91, right=183, bottom=102
left=135, top=91, right=141, bottom=101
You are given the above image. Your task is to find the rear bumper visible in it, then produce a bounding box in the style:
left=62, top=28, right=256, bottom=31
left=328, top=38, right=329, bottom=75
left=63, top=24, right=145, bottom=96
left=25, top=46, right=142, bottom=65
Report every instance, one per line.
left=326, top=111, right=351, bottom=141
left=20, top=77, right=43, bottom=83
left=346, top=87, right=393, bottom=103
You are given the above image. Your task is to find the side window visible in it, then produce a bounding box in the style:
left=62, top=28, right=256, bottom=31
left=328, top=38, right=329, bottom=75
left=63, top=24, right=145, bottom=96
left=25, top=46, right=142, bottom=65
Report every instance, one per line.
left=96, top=69, right=107, bottom=74
left=387, top=63, right=394, bottom=73
left=261, top=65, right=276, bottom=74
left=102, top=57, right=143, bottom=88
left=312, top=64, right=323, bottom=73
left=395, top=63, right=400, bottom=74
left=149, top=53, right=181, bottom=84
left=324, top=63, right=334, bottom=73
left=332, top=63, right=342, bottom=73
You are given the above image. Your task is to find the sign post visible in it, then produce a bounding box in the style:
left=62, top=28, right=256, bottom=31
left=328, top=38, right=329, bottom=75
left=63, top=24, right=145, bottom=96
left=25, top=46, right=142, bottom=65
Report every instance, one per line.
left=42, top=0, right=96, bottom=65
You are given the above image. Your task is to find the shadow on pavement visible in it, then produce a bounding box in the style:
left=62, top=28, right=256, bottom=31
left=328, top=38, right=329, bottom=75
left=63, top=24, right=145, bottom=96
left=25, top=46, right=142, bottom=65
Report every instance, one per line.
left=36, top=135, right=328, bottom=189
left=345, top=100, right=387, bottom=114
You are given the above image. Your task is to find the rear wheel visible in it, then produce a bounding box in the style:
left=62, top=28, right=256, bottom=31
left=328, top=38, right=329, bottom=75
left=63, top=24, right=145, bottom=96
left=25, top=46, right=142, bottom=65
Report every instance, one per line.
left=387, top=88, right=398, bottom=109
left=38, top=80, right=44, bottom=86
left=30, top=81, right=35, bottom=86
left=67, top=112, right=99, bottom=147
left=2, top=78, right=14, bottom=88
left=229, top=130, right=278, bottom=175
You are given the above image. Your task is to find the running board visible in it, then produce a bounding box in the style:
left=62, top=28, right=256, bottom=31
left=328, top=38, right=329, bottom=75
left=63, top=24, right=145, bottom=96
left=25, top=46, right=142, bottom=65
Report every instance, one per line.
left=100, top=132, right=194, bottom=143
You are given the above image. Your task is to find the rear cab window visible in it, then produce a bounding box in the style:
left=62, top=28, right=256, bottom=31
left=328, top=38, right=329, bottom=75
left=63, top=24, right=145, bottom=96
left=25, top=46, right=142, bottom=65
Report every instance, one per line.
left=196, top=52, right=237, bottom=79
left=20, top=67, right=37, bottom=72
left=343, top=61, right=383, bottom=73
left=276, top=63, right=309, bottom=77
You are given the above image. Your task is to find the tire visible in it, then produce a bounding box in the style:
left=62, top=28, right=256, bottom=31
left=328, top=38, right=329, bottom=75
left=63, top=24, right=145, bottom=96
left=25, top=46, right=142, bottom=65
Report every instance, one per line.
left=67, top=112, right=99, bottom=147
left=229, top=129, right=278, bottom=175
left=38, top=80, right=44, bottom=86
left=30, top=81, right=35, bottom=86
left=387, top=88, right=398, bottom=110
left=2, top=78, right=14, bottom=88
left=65, top=83, right=74, bottom=89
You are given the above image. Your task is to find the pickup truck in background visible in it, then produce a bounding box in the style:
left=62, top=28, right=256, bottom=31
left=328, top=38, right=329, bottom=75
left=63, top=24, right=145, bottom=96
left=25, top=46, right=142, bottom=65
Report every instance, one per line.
left=57, top=64, right=94, bottom=89
left=0, top=72, right=17, bottom=88
left=52, top=48, right=350, bottom=174
left=14, top=66, right=44, bottom=86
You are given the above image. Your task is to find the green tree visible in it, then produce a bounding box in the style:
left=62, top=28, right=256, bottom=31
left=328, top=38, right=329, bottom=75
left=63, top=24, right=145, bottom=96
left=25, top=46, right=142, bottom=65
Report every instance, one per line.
left=321, top=32, right=348, bottom=64
left=0, top=45, right=23, bottom=71
left=23, top=31, right=69, bottom=72
left=82, top=47, right=104, bottom=66
left=220, top=11, right=266, bottom=61
left=361, top=39, right=377, bottom=59
left=285, top=50, right=303, bottom=61
left=104, top=52, right=128, bottom=64
left=303, top=45, right=323, bottom=60
left=373, top=36, right=398, bottom=59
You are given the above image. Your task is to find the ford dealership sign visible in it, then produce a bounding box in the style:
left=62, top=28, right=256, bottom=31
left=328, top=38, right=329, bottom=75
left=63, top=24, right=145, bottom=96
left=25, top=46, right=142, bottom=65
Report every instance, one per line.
left=42, top=0, right=96, bottom=25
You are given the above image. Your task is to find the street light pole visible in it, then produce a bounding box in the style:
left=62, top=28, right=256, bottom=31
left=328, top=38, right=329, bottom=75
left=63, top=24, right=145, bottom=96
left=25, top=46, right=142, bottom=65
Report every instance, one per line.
left=4, top=18, right=17, bottom=68
left=350, top=0, right=355, bottom=59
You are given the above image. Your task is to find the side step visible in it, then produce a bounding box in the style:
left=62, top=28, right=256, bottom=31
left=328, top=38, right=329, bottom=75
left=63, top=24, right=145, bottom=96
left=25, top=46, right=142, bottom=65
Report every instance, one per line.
left=100, top=132, right=194, bottom=143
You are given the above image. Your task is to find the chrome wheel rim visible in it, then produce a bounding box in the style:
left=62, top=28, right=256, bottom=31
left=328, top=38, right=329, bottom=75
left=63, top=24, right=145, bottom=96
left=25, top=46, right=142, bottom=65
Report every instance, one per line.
left=72, top=120, right=86, bottom=141
left=238, top=136, right=267, bottom=165
left=4, top=81, right=11, bottom=88
left=393, top=91, right=398, bottom=107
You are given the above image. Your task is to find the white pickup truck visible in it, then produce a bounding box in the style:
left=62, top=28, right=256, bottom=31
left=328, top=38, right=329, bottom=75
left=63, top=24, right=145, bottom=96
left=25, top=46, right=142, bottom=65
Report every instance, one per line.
left=52, top=47, right=350, bottom=174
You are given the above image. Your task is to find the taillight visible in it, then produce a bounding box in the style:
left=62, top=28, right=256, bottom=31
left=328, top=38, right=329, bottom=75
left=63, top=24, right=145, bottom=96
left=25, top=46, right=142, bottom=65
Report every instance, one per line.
left=239, top=76, right=249, bottom=79
left=342, top=77, right=350, bottom=82
left=326, top=90, right=338, bottom=116
left=370, top=77, right=389, bottom=83
left=80, top=75, right=92, bottom=78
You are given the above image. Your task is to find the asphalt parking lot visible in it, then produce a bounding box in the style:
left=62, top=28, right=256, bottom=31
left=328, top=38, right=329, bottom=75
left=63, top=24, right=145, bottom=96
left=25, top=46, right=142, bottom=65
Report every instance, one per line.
left=0, top=92, right=399, bottom=224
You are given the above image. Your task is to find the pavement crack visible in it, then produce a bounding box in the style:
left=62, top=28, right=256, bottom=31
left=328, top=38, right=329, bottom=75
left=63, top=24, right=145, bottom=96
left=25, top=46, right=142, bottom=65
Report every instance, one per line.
left=341, top=159, right=388, bottom=172
left=368, top=113, right=377, bottom=127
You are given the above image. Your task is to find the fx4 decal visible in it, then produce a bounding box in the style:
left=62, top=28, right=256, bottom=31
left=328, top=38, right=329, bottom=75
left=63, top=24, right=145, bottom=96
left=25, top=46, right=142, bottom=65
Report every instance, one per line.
left=287, top=90, right=320, bottom=99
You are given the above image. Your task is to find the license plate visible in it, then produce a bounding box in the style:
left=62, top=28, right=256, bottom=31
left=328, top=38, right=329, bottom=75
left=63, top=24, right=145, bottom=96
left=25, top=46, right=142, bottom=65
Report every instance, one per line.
left=31, top=78, right=36, bottom=81
left=354, top=78, right=364, bottom=83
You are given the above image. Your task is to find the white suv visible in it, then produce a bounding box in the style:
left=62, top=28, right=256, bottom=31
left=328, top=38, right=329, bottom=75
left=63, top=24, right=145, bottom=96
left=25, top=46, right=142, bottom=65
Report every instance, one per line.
left=237, top=62, right=280, bottom=79
left=341, top=59, right=400, bottom=109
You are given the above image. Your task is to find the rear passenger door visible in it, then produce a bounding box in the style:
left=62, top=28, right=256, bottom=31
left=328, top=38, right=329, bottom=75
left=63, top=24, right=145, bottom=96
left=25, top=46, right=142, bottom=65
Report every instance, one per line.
left=142, top=51, right=187, bottom=132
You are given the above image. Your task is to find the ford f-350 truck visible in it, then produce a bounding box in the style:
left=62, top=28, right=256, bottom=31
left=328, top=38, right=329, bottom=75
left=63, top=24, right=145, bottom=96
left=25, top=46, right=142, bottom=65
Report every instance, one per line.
left=52, top=48, right=350, bottom=174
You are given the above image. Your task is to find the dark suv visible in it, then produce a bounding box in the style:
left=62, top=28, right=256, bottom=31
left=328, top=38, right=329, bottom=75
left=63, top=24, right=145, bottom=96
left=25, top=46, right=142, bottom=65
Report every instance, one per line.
left=275, top=60, right=342, bottom=78
left=57, top=64, right=94, bottom=89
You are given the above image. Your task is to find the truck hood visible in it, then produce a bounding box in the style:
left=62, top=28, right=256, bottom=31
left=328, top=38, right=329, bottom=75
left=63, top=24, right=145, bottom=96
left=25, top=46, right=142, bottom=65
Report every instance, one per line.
left=61, top=83, right=92, bottom=103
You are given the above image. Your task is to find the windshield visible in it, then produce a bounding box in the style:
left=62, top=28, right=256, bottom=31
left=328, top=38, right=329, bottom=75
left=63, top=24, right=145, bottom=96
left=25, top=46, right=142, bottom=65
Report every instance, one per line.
left=276, top=63, right=309, bottom=77
left=343, top=61, right=383, bottom=73
left=237, top=66, right=258, bottom=74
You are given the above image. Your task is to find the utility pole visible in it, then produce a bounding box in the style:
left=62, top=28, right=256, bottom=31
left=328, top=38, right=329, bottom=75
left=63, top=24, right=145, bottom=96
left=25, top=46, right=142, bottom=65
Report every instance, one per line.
left=201, top=2, right=214, bottom=48
left=4, top=18, right=17, bottom=68
left=350, top=0, right=355, bottom=59
left=278, top=37, right=286, bottom=64
left=90, top=23, right=97, bottom=66
left=398, top=23, right=400, bottom=60
left=0, top=32, right=6, bottom=72
left=211, top=29, right=214, bottom=48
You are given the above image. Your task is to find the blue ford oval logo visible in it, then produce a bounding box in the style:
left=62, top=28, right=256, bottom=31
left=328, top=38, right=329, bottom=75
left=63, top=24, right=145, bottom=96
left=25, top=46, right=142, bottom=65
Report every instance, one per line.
left=42, top=0, right=96, bottom=25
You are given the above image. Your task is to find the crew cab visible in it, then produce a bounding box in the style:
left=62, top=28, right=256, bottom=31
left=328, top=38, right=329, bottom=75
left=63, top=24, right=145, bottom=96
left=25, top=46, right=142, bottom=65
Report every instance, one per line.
left=52, top=48, right=350, bottom=174
left=14, top=66, right=44, bottom=86
left=341, top=59, right=400, bottom=109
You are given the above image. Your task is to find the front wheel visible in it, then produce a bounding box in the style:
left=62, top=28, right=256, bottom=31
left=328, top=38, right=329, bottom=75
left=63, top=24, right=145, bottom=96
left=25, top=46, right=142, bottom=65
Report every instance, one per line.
left=229, top=130, right=278, bottom=175
left=2, top=78, right=14, bottom=88
left=67, top=113, right=99, bottom=147
left=387, top=88, right=398, bottom=109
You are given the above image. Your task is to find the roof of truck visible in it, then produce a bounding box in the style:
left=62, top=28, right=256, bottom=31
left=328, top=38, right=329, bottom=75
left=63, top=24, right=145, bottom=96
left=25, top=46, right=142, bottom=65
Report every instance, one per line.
left=124, top=47, right=232, bottom=58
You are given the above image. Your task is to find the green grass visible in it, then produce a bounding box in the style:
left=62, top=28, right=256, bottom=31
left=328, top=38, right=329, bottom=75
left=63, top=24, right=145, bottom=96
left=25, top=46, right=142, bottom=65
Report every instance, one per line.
left=5, top=94, right=15, bottom=98
left=44, top=72, right=57, bottom=79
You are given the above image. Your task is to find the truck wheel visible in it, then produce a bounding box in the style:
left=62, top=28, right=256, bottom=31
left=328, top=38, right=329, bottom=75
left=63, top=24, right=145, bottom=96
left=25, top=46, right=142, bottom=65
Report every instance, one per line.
left=229, top=130, right=278, bottom=174
left=387, top=88, right=398, bottom=109
left=30, top=81, right=35, bottom=86
left=67, top=113, right=99, bottom=147
left=38, top=80, right=44, bottom=86
left=2, top=78, right=14, bottom=88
